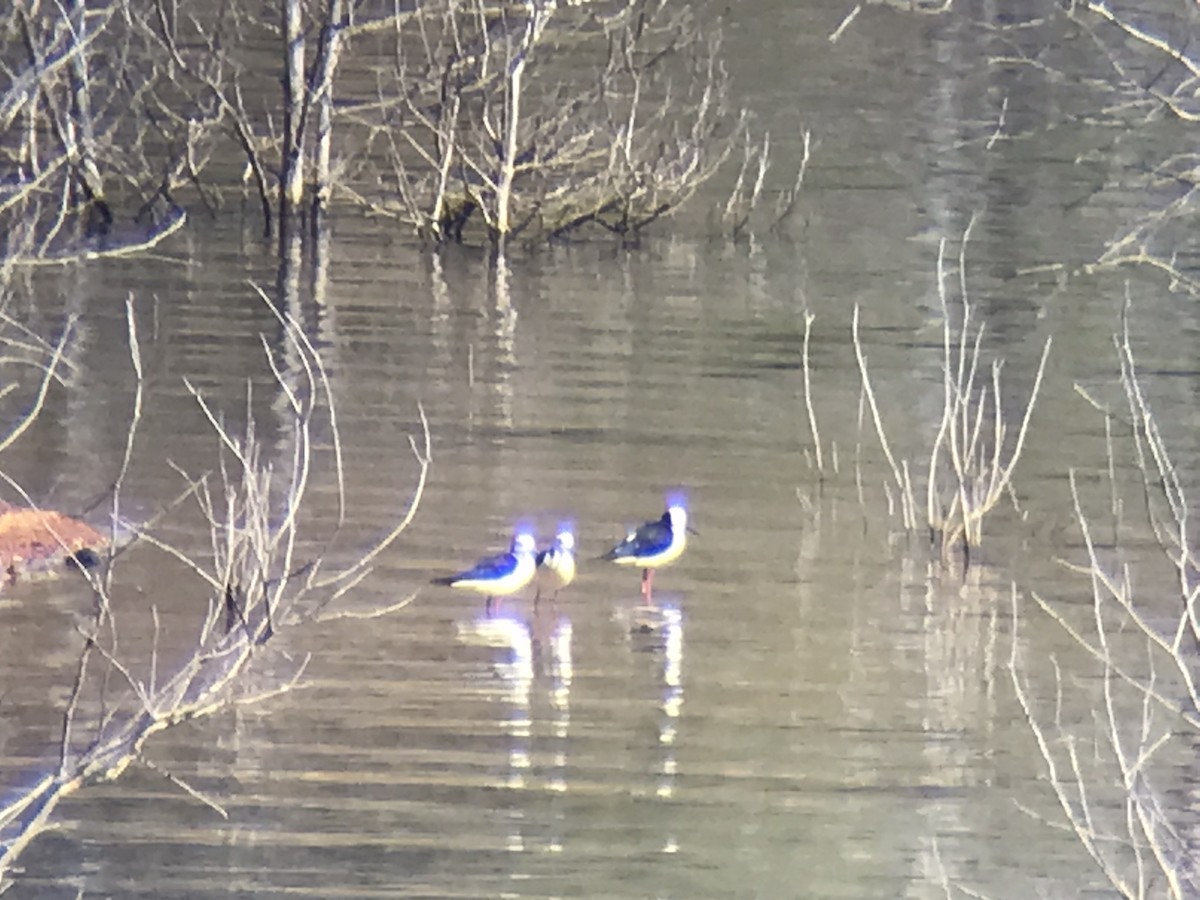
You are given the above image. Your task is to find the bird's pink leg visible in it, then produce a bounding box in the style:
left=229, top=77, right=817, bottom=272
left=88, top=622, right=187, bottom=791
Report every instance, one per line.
left=642, top=568, right=655, bottom=605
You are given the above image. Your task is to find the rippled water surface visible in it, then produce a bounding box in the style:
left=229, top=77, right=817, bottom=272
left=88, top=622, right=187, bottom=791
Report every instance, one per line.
left=4, top=0, right=1200, bottom=897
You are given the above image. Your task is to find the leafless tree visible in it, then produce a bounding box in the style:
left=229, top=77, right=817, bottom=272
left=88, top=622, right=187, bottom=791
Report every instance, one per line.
left=338, top=0, right=755, bottom=249
left=0, top=291, right=430, bottom=887
left=1011, top=301, right=1200, bottom=899
left=3, top=0, right=769, bottom=263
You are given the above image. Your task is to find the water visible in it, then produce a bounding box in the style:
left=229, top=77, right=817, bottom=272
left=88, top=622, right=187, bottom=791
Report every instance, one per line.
left=3, top=0, right=1200, bottom=897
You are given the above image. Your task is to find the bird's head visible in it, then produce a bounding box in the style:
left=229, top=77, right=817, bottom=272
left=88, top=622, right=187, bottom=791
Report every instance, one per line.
left=666, top=504, right=688, bottom=532
left=512, top=532, right=537, bottom=555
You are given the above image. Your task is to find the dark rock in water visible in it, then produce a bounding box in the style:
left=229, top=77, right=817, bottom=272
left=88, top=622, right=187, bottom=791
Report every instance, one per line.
left=68, top=547, right=104, bottom=571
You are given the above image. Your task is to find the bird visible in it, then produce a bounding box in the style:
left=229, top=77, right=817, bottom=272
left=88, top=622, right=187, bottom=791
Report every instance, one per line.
left=600, top=502, right=691, bottom=603
left=534, top=528, right=576, bottom=606
left=431, top=531, right=538, bottom=613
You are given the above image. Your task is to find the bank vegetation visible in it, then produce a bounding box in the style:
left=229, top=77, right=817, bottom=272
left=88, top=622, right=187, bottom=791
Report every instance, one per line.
left=1, top=0, right=795, bottom=265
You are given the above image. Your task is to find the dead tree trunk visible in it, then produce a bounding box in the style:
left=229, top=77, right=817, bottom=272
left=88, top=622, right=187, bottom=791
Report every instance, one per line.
left=65, top=0, right=109, bottom=233
left=311, top=0, right=347, bottom=219
left=280, top=0, right=307, bottom=226
left=493, top=1, right=554, bottom=251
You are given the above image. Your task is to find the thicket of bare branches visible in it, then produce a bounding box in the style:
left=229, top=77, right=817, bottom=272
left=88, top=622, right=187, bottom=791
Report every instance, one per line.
left=833, top=0, right=1200, bottom=294
left=825, top=2, right=1200, bottom=889
left=339, top=0, right=757, bottom=245
left=1, top=0, right=259, bottom=262
left=1011, top=303, right=1199, bottom=898
left=804, top=221, right=1050, bottom=564
left=1042, top=1, right=1200, bottom=291
left=0, top=290, right=430, bottom=888
left=1, top=0, right=774, bottom=262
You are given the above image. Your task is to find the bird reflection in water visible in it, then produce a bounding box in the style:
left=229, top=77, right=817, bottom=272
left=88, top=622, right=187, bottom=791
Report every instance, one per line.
left=456, top=604, right=574, bottom=853
left=618, top=600, right=685, bottom=856
left=456, top=599, right=684, bottom=857
left=629, top=604, right=684, bottom=801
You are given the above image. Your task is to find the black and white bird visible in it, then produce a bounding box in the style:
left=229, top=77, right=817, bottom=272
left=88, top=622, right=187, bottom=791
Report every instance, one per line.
left=601, top=501, right=691, bottom=603
left=534, top=528, right=576, bottom=605
left=432, top=531, right=538, bottom=612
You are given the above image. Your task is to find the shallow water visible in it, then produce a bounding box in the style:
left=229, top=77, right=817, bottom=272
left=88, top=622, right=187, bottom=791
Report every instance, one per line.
left=3, top=0, right=1200, bottom=897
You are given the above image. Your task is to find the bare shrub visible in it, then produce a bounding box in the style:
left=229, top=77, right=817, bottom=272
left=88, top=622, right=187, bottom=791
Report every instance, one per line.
left=1011, top=302, right=1199, bottom=898
left=0, top=292, right=430, bottom=886
left=852, top=220, right=1051, bottom=563
left=4, top=0, right=775, bottom=258
left=340, top=0, right=754, bottom=247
